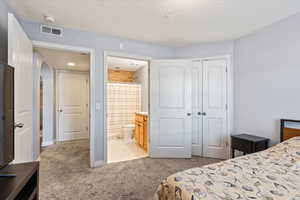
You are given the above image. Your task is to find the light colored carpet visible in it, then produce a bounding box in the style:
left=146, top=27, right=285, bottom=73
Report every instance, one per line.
left=40, top=139, right=220, bottom=200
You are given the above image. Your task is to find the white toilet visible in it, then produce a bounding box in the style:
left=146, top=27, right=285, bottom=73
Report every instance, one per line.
left=122, top=124, right=135, bottom=143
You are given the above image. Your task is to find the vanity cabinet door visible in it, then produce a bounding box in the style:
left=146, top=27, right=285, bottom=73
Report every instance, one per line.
left=135, top=120, right=140, bottom=144
left=138, top=122, right=144, bottom=147
left=143, top=117, right=148, bottom=150
left=135, top=114, right=148, bottom=152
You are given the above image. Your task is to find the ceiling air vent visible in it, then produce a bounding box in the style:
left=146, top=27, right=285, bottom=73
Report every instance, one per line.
left=40, top=25, right=63, bottom=37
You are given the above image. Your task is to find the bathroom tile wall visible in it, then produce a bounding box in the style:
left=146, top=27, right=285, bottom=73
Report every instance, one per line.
left=107, top=83, right=141, bottom=139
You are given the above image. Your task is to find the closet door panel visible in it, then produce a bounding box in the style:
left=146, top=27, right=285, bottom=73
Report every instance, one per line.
left=150, top=60, right=192, bottom=158
left=191, top=62, right=203, bottom=156
left=202, top=59, right=227, bottom=159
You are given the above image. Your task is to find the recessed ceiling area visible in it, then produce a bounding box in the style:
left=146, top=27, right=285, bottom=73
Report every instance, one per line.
left=107, top=56, right=148, bottom=71
left=8, top=0, right=300, bottom=46
left=34, top=47, right=90, bottom=71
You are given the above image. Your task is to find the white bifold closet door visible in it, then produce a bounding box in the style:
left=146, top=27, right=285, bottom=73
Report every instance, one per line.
left=150, top=60, right=192, bottom=158
left=192, top=59, right=228, bottom=159
left=191, top=61, right=203, bottom=156
left=150, top=59, right=228, bottom=159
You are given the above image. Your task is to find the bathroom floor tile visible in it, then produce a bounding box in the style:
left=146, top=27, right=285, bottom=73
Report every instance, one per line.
left=108, top=138, right=148, bottom=163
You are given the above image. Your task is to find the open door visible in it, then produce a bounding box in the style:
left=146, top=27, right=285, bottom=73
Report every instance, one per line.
left=150, top=60, right=192, bottom=158
left=8, top=14, right=34, bottom=163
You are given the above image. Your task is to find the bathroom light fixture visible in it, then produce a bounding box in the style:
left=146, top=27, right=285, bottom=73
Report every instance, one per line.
left=67, top=62, right=76, bottom=66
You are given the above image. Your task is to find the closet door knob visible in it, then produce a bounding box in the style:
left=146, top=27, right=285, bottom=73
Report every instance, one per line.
left=197, top=112, right=202, bottom=115
left=14, top=123, right=24, bottom=129
left=202, top=112, right=207, bottom=116
left=187, top=113, right=192, bottom=116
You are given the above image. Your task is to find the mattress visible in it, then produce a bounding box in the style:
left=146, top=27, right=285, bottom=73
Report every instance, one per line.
left=156, top=137, right=300, bottom=200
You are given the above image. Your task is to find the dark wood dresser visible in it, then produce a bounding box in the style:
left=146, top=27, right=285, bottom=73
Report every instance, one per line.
left=231, top=134, right=269, bottom=158
left=0, top=162, right=39, bottom=200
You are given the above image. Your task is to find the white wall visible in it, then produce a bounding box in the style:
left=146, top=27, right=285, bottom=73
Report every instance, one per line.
left=19, top=19, right=174, bottom=164
left=174, top=41, right=234, bottom=58
left=20, top=11, right=300, bottom=161
left=234, top=13, right=300, bottom=144
left=175, top=13, right=300, bottom=145
left=41, top=63, right=55, bottom=145
left=135, top=66, right=148, bottom=112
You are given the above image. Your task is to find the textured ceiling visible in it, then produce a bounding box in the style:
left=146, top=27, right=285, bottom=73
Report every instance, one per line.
left=8, top=0, right=300, bottom=46
left=34, top=47, right=90, bottom=71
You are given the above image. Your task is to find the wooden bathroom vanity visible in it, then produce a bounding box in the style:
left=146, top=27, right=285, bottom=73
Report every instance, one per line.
left=135, top=113, right=148, bottom=152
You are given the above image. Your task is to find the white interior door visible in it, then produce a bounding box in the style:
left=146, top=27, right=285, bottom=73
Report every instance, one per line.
left=8, top=13, right=34, bottom=163
left=57, top=71, right=89, bottom=141
left=191, top=61, right=203, bottom=156
left=202, top=59, right=228, bottom=159
left=150, top=60, right=192, bottom=158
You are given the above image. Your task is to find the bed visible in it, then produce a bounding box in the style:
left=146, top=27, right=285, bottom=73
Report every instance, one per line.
left=156, top=136, right=300, bottom=200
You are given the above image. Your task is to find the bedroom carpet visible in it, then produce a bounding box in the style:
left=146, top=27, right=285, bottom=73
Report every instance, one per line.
left=40, top=139, right=220, bottom=200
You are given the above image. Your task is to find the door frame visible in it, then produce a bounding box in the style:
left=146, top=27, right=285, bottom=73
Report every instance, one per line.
left=103, top=51, right=152, bottom=164
left=190, top=55, right=233, bottom=159
left=148, top=55, right=232, bottom=159
left=55, top=70, right=90, bottom=142
left=32, top=41, right=97, bottom=167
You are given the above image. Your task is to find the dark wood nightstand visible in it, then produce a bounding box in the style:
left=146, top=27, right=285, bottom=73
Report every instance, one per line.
left=231, top=134, right=269, bottom=158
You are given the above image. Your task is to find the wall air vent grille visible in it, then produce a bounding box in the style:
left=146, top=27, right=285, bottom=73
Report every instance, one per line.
left=40, top=25, right=63, bottom=37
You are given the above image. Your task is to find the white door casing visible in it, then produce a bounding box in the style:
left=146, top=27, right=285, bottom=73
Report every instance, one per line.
left=57, top=71, right=89, bottom=141
left=202, top=59, right=228, bottom=159
left=8, top=13, right=34, bottom=163
left=150, top=60, right=192, bottom=158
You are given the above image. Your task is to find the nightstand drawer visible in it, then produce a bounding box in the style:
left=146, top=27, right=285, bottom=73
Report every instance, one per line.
left=231, top=134, right=269, bottom=158
left=254, top=141, right=269, bottom=152
left=231, top=137, right=252, bottom=153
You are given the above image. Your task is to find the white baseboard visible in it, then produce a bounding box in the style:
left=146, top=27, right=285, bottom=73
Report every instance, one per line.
left=42, top=141, right=54, bottom=147
left=91, top=160, right=106, bottom=168
left=192, top=144, right=202, bottom=156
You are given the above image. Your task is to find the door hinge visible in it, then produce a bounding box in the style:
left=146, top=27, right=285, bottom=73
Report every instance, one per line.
left=225, top=67, right=228, bottom=73
left=225, top=104, right=228, bottom=110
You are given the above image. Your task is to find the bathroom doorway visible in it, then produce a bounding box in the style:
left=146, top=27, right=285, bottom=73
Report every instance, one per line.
left=105, top=55, right=149, bottom=163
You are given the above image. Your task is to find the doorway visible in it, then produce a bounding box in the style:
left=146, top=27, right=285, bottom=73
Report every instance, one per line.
left=103, top=53, right=232, bottom=164
left=104, top=53, right=150, bottom=163
left=34, top=46, right=92, bottom=166
left=56, top=70, right=89, bottom=142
